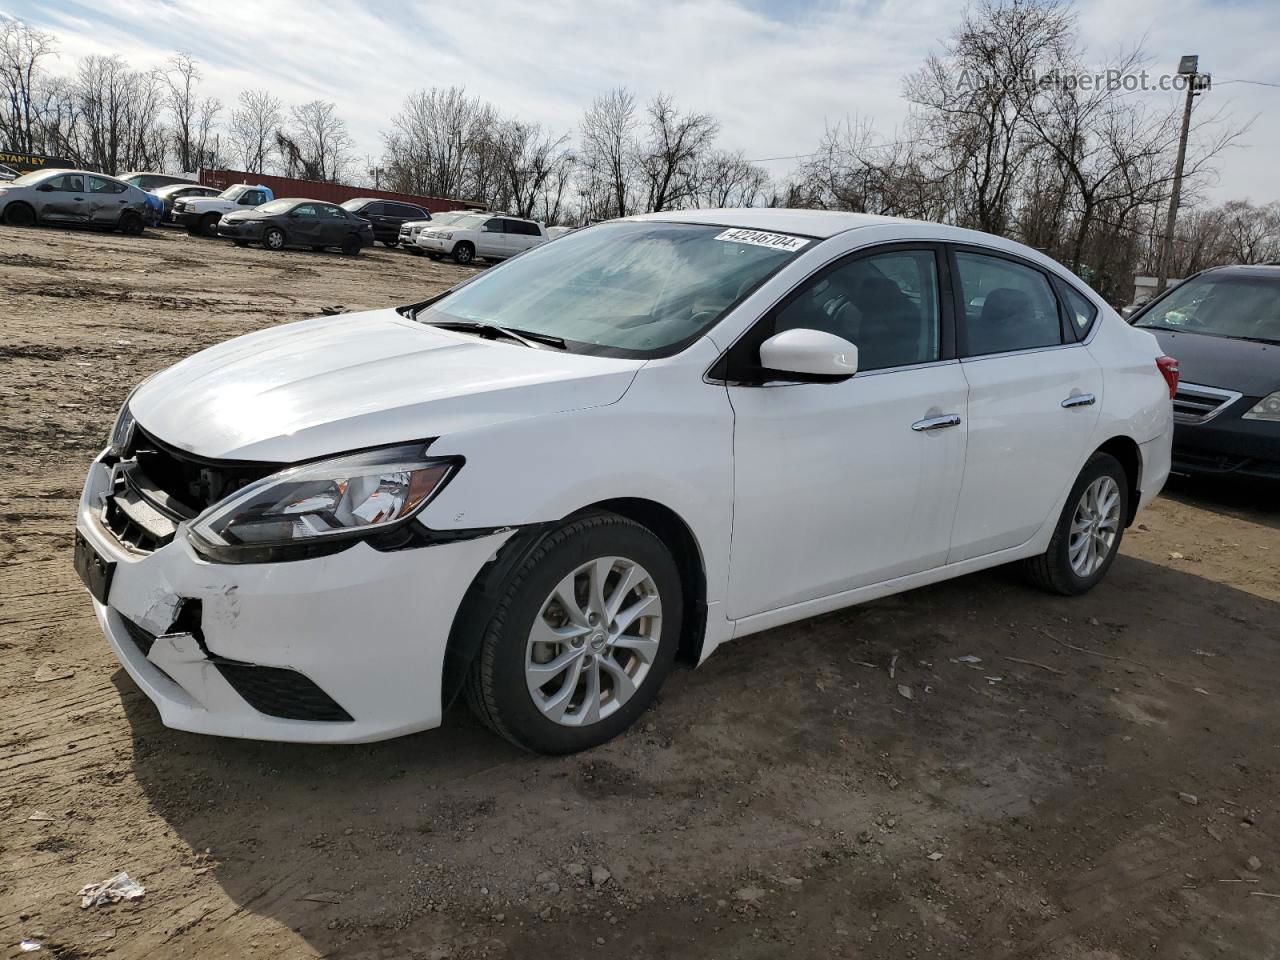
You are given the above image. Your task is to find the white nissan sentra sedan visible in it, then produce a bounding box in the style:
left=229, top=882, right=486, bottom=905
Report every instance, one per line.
left=75, top=209, right=1176, bottom=754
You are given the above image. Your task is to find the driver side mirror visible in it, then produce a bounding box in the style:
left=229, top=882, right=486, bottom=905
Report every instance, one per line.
left=758, top=329, right=858, bottom=381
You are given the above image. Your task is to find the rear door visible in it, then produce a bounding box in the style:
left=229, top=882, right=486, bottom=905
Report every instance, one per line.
left=317, top=203, right=351, bottom=245
left=86, top=175, right=131, bottom=224
left=946, top=247, right=1103, bottom=562
left=507, top=219, right=542, bottom=253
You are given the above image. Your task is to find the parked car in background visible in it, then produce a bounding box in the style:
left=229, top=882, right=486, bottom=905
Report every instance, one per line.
left=1131, top=264, right=1280, bottom=480
left=340, top=198, right=431, bottom=247
left=415, top=213, right=547, bottom=264
left=0, top=162, right=18, bottom=181
left=173, top=183, right=273, bottom=236
left=121, top=171, right=195, bottom=191
left=0, top=168, right=149, bottom=233
left=216, top=197, right=375, bottom=254
left=398, top=210, right=470, bottom=253
left=76, top=209, right=1173, bottom=754
left=151, top=183, right=221, bottom=222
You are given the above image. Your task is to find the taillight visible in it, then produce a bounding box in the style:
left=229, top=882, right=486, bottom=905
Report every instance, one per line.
left=1157, top=356, right=1179, bottom=399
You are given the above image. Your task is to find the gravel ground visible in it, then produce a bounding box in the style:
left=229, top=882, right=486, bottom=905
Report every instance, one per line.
left=1, top=224, right=1278, bottom=960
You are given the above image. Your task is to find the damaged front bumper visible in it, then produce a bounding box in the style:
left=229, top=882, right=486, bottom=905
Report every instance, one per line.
left=76, top=450, right=512, bottom=743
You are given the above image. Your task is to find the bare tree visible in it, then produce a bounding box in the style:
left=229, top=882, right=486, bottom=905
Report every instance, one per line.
left=0, top=17, right=57, bottom=153
left=693, top=149, right=769, bottom=208
left=639, top=94, right=719, bottom=211
left=161, top=54, right=220, bottom=173
left=285, top=99, right=354, bottom=180
left=580, top=87, right=638, bottom=218
left=382, top=86, right=497, bottom=199
left=494, top=120, right=571, bottom=219
left=228, top=89, right=281, bottom=173
left=75, top=54, right=167, bottom=174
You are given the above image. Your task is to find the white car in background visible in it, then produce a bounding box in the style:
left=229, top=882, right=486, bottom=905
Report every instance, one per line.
left=172, top=183, right=272, bottom=236
left=75, top=209, right=1174, bottom=755
left=398, top=210, right=472, bottom=254
left=415, top=212, right=547, bottom=264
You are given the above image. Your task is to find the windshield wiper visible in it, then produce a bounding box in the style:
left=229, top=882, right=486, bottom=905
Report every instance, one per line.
left=423, top=319, right=567, bottom=350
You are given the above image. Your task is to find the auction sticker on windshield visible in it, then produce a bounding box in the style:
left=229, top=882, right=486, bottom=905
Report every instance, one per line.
left=714, top=228, right=810, bottom=252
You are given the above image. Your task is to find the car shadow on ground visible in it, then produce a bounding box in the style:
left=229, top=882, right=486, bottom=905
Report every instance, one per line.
left=1162, top=474, right=1279, bottom=530
left=115, top=555, right=1280, bottom=959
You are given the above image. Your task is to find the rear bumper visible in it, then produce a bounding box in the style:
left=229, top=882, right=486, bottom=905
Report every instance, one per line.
left=1137, top=432, right=1172, bottom=514
left=1171, top=402, right=1280, bottom=479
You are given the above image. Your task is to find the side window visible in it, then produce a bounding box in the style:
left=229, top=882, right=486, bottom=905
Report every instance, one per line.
left=482, top=218, right=505, bottom=233
left=320, top=204, right=346, bottom=219
left=239, top=190, right=264, bottom=205
left=1058, top=282, right=1099, bottom=338
left=292, top=204, right=317, bottom=218
left=954, top=251, right=1063, bottom=357
left=88, top=176, right=127, bottom=194
left=772, top=249, right=941, bottom=372
left=46, top=173, right=84, bottom=192
left=360, top=202, right=384, bottom=217
left=513, top=220, right=540, bottom=236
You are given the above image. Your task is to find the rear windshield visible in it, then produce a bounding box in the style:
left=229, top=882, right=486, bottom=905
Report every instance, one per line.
left=1135, top=274, right=1280, bottom=344
left=416, top=220, right=810, bottom=357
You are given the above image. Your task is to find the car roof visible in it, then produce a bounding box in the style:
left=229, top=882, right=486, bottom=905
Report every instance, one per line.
left=632, top=208, right=913, bottom=239
left=1199, top=264, right=1280, bottom=279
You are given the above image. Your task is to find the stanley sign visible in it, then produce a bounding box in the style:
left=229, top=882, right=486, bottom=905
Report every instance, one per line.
left=0, top=150, right=76, bottom=173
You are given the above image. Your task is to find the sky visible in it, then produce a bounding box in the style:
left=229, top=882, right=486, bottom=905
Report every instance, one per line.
left=4, top=0, right=1277, bottom=206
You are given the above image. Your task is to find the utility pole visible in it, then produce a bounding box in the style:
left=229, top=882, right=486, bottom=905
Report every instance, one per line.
left=1157, top=56, right=1210, bottom=293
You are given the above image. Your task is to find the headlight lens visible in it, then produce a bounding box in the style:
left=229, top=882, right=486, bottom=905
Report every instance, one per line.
left=1243, top=392, right=1280, bottom=422
left=188, top=444, right=457, bottom=557
left=109, top=401, right=136, bottom=454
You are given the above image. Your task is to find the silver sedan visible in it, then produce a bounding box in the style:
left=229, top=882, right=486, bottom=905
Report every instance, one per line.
left=0, top=168, right=150, bottom=234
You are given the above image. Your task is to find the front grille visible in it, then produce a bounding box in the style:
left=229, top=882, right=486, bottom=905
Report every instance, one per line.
left=214, top=663, right=353, bottom=722
left=1173, top=382, right=1242, bottom=424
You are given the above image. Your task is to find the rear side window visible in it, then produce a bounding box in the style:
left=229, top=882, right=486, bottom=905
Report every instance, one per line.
left=954, top=252, right=1063, bottom=356
left=388, top=203, right=422, bottom=218
left=1057, top=282, right=1099, bottom=338
left=771, top=248, right=942, bottom=372
left=88, top=176, right=127, bottom=194
left=511, top=220, right=541, bottom=236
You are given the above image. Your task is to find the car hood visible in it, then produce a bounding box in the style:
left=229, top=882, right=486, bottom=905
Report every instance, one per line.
left=1144, top=328, right=1279, bottom=396
left=129, top=309, right=644, bottom=462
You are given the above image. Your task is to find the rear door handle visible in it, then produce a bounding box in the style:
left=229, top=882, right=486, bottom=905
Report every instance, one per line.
left=1061, top=393, right=1096, bottom=408
left=912, top=414, right=962, bottom=432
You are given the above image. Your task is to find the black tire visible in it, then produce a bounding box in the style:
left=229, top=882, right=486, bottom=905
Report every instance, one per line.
left=452, top=241, right=474, bottom=265
left=263, top=227, right=286, bottom=251
left=233, top=240, right=250, bottom=247
left=342, top=234, right=363, bottom=256
left=382, top=240, right=399, bottom=248
left=1024, top=452, right=1129, bottom=596
left=119, top=211, right=145, bottom=236
left=465, top=512, right=683, bottom=754
left=199, top=212, right=220, bottom=237
left=3, top=202, right=36, bottom=227
left=406, top=246, right=423, bottom=256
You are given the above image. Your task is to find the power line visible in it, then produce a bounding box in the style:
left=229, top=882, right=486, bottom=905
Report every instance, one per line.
left=1215, top=77, right=1280, bottom=89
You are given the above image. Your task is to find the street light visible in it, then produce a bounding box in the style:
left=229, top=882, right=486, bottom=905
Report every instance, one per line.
left=1158, top=55, right=1209, bottom=294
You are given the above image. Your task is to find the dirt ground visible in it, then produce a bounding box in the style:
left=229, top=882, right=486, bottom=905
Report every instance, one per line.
left=1, top=224, right=1278, bottom=960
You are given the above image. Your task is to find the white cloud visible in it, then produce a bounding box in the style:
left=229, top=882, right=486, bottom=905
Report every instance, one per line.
left=6, top=0, right=1276, bottom=203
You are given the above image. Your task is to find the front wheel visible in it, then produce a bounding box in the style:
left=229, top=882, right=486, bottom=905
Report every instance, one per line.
left=3, top=202, right=36, bottom=227
left=199, top=212, right=220, bottom=237
left=1024, top=452, right=1128, bottom=595
left=264, top=227, right=286, bottom=251
left=452, top=242, right=474, bottom=265
left=465, top=513, right=682, bottom=754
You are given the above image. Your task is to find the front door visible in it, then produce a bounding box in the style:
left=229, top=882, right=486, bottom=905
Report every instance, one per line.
left=38, top=172, right=87, bottom=222
left=726, top=245, right=969, bottom=619
left=287, top=204, right=323, bottom=246
left=946, top=248, right=1104, bottom=561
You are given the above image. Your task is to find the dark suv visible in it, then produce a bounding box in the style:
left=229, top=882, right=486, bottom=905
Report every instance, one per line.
left=340, top=198, right=431, bottom=247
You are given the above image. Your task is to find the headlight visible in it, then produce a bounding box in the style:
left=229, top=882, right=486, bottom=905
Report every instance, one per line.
left=187, top=443, right=457, bottom=561
left=109, top=401, right=136, bottom=454
left=1243, top=392, right=1280, bottom=422
left=441, top=232, right=453, bottom=240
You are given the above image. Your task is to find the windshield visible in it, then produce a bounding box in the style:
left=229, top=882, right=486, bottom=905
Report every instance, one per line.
left=429, top=212, right=466, bottom=226
left=436, top=213, right=487, bottom=230
left=1135, top=273, right=1280, bottom=343
left=11, top=169, right=57, bottom=186
left=416, top=220, right=811, bottom=357
left=255, top=199, right=294, bottom=214
left=220, top=185, right=249, bottom=201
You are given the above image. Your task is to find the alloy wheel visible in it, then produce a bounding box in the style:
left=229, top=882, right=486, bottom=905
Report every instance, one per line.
left=525, top=556, right=662, bottom=727
left=1068, top=475, right=1121, bottom=577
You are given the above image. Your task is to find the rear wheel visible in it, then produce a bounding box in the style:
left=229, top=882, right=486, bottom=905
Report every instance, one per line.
left=342, top=234, right=363, bottom=256
left=199, top=212, right=220, bottom=237
left=264, top=227, right=286, bottom=251
left=118, top=210, right=144, bottom=235
left=3, top=202, right=36, bottom=227
left=452, top=241, right=474, bottom=265
left=465, top=513, right=682, bottom=754
left=1024, top=452, right=1128, bottom=595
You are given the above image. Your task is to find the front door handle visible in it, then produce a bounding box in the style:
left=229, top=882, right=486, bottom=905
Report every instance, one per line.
left=1061, top=393, right=1096, bottom=408
left=912, top=414, right=962, bottom=432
